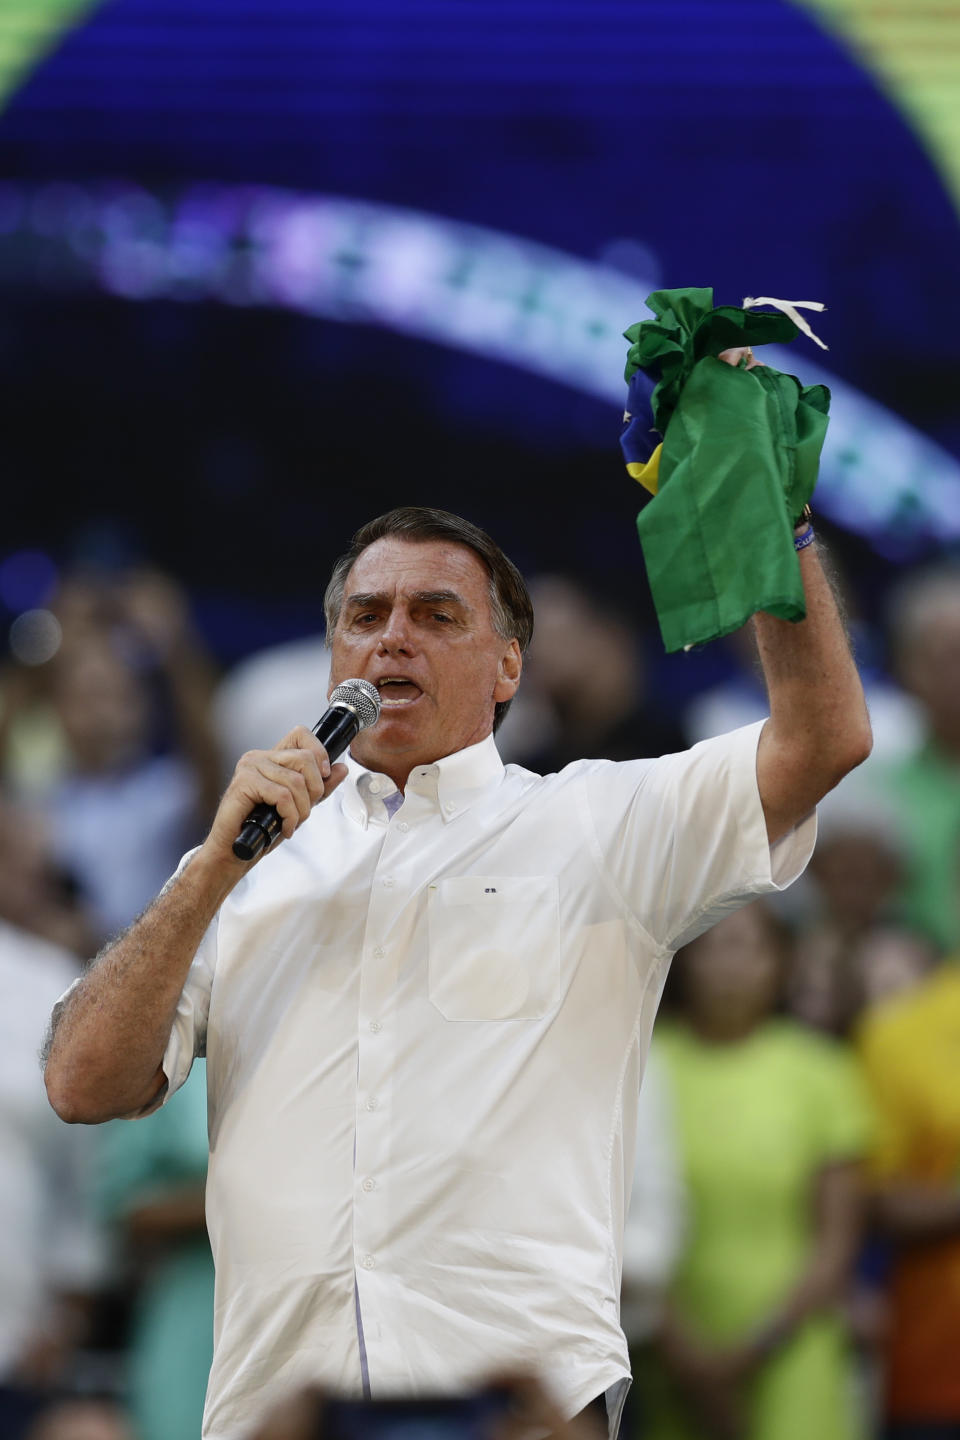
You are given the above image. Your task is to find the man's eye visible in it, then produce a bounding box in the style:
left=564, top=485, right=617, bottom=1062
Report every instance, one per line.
left=431, top=612, right=453, bottom=623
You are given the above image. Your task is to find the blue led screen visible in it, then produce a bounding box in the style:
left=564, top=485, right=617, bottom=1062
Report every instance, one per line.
left=0, top=0, right=958, bottom=655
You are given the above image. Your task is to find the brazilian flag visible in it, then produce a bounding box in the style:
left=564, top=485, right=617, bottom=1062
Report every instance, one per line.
left=620, top=287, right=830, bottom=653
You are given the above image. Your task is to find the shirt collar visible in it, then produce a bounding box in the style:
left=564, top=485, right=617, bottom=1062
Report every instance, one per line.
left=340, top=733, right=504, bottom=828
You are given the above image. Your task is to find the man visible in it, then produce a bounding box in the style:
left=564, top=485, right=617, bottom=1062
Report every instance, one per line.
left=44, top=367, right=871, bottom=1438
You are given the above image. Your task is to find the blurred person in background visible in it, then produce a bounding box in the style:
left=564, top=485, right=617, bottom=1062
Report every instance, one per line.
left=1, top=567, right=219, bottom=806
left=44, top=465, right=870, bottom=1440
left=96, top=1065, right=213, bottom=1440
left=25, top=1398, right=136, bottom=1440
left=0, top=792, right=98, bottom=960
left=878, top=566, right=960, bottom=954
left=213, top=635, right=331, bottom=785
left=848, top=928, right=934, bottom=1016
left=620, top=1051, right=687, bottom=1439
left=0, top=800, right=104, bottom=1439
left=777, top=787, right=934, bottom=1406
left=246, top=1373, right=607, bottom=1440
left=496, top=575, right=684, bottom=771
left=857, top=955, right=960, bottom=1439
left=683, top=566, right=920, bottom=765
left=34, top=567, right=221, bottom=941
left=784, top=785, right=923, bottom=1037
left=0, top=652, right=68, bottom=800
left=641, top=902, right=872, bottom=1440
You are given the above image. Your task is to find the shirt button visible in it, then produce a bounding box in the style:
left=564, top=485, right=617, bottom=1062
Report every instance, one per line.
left=361, top=1254, right=376, bottom=1270
left=361, top=1177, right=376, bottom=1192
left=369, top=780, right=382, bottom=794
left=397, top=821, right=409, bottom=833
left=382, top=876, right=394, bottom=889
left=372, top=946, right=385, bottom=959
left=369, top=1020, right=382, bottom=1034
left=365, top=1097, right=378, bottom=1111
left=443, top=802, right=456, bottom=815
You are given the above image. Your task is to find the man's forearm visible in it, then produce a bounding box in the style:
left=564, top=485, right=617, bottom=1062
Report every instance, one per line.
left=754, top=540, right=872, bottom=841
left=44, top=720, right=346, bottom=1125
left=44, top=848, right=236, bottom=1124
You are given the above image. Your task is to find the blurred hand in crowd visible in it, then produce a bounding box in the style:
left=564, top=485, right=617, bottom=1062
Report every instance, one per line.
left=52, top=568, right=202, bottom=668
left=112, top=569, right=195, bottom=662
left=657, top=1321, right=751, bottom=1440
left=50, top=639, right=151, bottom=777
left=0, top=794, right=97, bottom=956
left=25, top=1399, right=136, bottom=1440
left=246, top=1375, right=606, bottom=1440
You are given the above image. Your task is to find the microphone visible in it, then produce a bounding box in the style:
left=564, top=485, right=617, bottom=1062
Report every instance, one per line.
left=232, top=678, right=381, bottom=862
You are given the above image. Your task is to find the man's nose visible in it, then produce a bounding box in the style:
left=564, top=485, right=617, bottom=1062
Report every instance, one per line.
left=378, top=608, right=414, bottom=653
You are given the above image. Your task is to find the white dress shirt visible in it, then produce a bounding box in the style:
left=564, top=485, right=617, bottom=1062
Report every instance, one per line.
left=160, top=721, right=814, bottom=1439
left=620, top=1049, right=687, bottom=1344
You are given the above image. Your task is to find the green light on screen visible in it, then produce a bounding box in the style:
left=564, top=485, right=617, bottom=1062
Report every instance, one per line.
left=0, top=0, right=103, bottom=117
left=796, top=0, right=960, bottom=219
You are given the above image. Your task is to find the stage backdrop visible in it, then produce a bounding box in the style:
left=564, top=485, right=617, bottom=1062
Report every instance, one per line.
left=0, top=0, right=958, bottom=659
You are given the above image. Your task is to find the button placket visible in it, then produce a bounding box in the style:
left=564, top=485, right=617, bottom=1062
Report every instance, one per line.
left=355, top=826, right=403, bottom=1264
left=354, top=801, right=421, bottom=1274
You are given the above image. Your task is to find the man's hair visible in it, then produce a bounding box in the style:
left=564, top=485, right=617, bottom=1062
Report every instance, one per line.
left=323, top=507, right=534, bottom=733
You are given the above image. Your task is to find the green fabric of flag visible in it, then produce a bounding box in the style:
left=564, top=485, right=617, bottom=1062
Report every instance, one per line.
left=622, top=287, right=830, bottom=653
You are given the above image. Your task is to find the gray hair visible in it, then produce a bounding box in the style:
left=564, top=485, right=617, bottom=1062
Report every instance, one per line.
left=323, top=507, right=534, bottom=732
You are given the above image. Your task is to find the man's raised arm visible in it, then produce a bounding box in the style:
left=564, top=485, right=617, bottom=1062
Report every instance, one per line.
left=695, top=345, right=873, bottom=843
left=754, top=538, right=872, bottom=844
left=44, top=727, right=346, bottom=1125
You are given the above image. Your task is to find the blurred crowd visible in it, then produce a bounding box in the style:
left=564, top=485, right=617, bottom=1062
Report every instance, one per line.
left=4, top=552, right=960, bottom=1440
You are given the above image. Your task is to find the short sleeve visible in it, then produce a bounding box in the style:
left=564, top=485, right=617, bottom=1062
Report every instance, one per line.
left=583, top=721, right=816, bottom=951
left=157, top=850, right=218, bottom=1104
left=160, top=915, right=216, bottom=1102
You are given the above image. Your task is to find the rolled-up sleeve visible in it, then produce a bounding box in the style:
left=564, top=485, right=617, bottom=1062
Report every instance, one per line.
left=154, top=849, right=219, bottom=1102
left=584, top=720, right=816, bottom=951
left=161, top=911, right=217, bottom=1101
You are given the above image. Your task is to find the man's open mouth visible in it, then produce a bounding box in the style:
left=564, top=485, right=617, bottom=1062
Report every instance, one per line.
left=376, top=677, right=423, bottom=708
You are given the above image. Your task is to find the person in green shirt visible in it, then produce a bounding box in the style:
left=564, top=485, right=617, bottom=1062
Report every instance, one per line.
left=96, top=1064, right=214, bottom=1440
left=641, top=902, right=872, bottom=1440
left=880, top=566, right=960, bottom=955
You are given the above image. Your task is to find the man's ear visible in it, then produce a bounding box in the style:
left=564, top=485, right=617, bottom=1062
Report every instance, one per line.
left=494, top=640, right=523, bottom=702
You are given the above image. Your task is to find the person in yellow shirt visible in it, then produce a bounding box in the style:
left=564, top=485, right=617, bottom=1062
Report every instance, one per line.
left=858, top=963, right=960, bottom=1437
left=643, top=902, right=872, bottom=1440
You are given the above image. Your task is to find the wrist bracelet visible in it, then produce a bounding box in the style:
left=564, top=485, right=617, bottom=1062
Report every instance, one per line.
left=794, top=524, right=815, bottom=552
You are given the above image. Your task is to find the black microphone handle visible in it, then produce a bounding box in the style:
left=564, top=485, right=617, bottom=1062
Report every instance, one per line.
left=232, top=705, right=362, bottom=862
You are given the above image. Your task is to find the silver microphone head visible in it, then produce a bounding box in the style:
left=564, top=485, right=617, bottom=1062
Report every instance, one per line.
left=328, top=678, right=381, bottom=731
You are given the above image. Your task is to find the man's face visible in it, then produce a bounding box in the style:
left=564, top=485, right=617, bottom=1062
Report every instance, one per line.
left=328, top=536, right=522, bottom=784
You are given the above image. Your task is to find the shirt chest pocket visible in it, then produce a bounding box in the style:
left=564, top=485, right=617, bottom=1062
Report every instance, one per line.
left=427, top=874, right=560, bottom=1021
